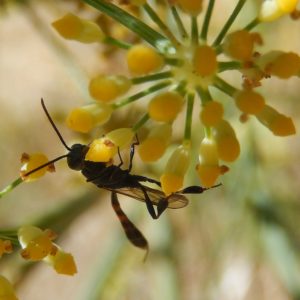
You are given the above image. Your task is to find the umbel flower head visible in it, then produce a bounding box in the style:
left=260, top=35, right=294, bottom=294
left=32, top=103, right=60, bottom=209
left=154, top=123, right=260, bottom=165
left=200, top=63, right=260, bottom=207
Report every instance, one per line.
left=52, top=0, right=298, bottom=190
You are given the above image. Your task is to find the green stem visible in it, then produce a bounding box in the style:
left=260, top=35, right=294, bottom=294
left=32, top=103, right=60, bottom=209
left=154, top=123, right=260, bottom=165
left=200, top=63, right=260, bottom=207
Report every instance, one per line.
left=170, top=6, right=188, bottom=39
left=200, top=0, right=215, bottom=41
left=0, top=177, right=23, bottom=199
left=112, top=80, right=172, bottom=109
left=165, top=57, right=183, bottom=66
left=213, top=0, right=247, bottom=47
left=218, top=61, right=242, bottom=72
left=244, top=17, right=260, bottom=31
left=214, top=76, right=238, bottom=97
left=143, top=3, right=179, bottom=45
left=131, top=71, right=173, bottom=84
left=204, top=126, right=212, bottom=138
left=132, top=113, right=150, bottom=132
left=82, top=0, right=167, bottom=48
left=184, top=93, right=195, bottom=141
left=103, top=36, right=131, bottom=49
left=196, top=86, right=212, bottom=105
left=191, top=16, right=199, bottom=46
left=0, top=234, right=19, bottom=246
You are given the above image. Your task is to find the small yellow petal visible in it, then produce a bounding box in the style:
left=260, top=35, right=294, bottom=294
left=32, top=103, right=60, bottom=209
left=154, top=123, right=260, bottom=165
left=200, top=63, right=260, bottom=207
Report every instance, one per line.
left=89, top=75, right=131, bottom=102
left=200, top=101, right=224, bottom=127
left=234, top=90, right=265, bottom=115
left=85, top=138, right=117, bottom=162
left=106, top=128, right=134, bottom=149
left=212, top=120, right=240, bottom=162
left=160, top=173, right=184, bottom=196
left=148, top=92, right=184, bottom=122
left=127, top=44, right=164, bottom=75
left=223, top=30, right=255, bottom=61
left=66, top=104, right=112, bottom=133
left=44, top=248, right=77, bottom=276
left=177, top=0, right=203, bottom=15
left=20, top=153, right=50, bottom=181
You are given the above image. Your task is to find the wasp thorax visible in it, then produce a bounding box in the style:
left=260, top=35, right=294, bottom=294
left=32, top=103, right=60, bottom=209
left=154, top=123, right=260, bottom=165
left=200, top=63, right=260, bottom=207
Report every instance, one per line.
left=67, top=144, right=89, bottom=170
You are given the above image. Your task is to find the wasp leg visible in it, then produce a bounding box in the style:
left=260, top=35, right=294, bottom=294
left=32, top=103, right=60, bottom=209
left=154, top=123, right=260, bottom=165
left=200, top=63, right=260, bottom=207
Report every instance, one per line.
left=111, top=192, right=149, bottom=257
left=132, top=175, right=161, bottom=188
left=179, top=183, right=221, bottom=194
left=117, top=147, right=124, bottom=168
left=128, top=135, right=139, bottom=172
left=139, top=185, right=168, bottom=219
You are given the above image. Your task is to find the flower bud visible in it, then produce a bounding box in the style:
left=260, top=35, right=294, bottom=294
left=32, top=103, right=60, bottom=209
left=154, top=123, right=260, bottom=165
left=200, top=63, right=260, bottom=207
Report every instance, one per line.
left=20, top=153, right=54, bottom=181
left=177, top=0, right=203, bottom=15
left=0, top=239, right=13, bottom=257
left=85, top=137, right=118, bottom=163
left=18, top=226, right=57, bottom=261
left=234, top=89, right=265, bottom=115
left=256, top=105, right=296, bottom=136
left=196, top=137, right=221, bottom=187
left=106, top=128, right=135, bottom=149
left=148, top=91, right=184, bottom=122
left=138, top=123, right=172, bottom=162
left=89, top=75, right=131, bottom=102
left=66, top=103, right=112, bottom=133
left=223, top=30, right=255, bottom=61
left=44, top=247, right=77, bottom=276
left=127, top=44, right=164, bottom=75
left=160, top=143, right=190, bottom=195
left=212, top=120, right=240, bottom=162
left=259, top=0, right=298, bottom=22
left=52, top=13, right=104, bottom=43
left=256, top=51, right=300, bottom=79
left=200, top=101, right=224, bottom=127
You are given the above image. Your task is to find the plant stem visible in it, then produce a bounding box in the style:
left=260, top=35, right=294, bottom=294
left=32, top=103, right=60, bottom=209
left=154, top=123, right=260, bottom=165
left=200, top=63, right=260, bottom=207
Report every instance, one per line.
left=103, top=36, right=131, bottom=49
left=184, top=93, right=195, bottom=141
left=191, top=16, right=199, bottom=46
left=143, top=3, right=179, bottom=45
left=213, top=0, right=247, bottom=47
left=244, top=17, right=260, bottom=31
left=0, top=177, right=23, bottom=199
left=132, top=113, right=150, bottom=132
left=218, top=61, right=242, bottom=72
left=170, top=6, right=188, bottom=39
left=200, top=0, right=215, bottom=41
left=112, top=80, right=172, bottom=109
left=131, top=71, right=173, bottom=84
left=214, top=76, right=237, bottom=97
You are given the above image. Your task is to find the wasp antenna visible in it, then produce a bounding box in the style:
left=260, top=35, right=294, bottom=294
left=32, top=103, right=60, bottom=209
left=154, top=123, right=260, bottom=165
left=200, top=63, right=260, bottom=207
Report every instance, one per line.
left=23, top=154, right=69, bottom=178
left=41, top=98, right=71, bottom=151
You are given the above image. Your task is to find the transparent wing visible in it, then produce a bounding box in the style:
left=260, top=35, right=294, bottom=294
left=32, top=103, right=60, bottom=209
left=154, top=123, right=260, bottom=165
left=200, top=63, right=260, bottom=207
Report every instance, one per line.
left=106, top=185, right=188, bottom=209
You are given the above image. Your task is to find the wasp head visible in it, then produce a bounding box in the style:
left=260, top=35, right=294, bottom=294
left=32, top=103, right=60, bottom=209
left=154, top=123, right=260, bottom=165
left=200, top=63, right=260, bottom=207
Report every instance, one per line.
left=67, top=143, right=89, bottom=170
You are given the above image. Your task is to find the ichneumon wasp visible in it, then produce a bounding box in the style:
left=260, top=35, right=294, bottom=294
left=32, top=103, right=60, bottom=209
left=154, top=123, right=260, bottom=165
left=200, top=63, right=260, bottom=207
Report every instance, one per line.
left=24, top=99, right=221, bottom=255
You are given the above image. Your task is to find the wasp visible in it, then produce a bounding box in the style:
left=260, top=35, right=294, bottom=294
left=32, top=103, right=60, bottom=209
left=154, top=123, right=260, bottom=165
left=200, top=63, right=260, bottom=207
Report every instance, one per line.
left=24, top=99, right=220, bottom=254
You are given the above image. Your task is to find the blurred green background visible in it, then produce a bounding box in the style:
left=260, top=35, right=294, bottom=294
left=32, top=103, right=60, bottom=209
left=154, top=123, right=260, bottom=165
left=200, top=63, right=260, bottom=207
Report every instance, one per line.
left=0, top=1, right=300, bottom=299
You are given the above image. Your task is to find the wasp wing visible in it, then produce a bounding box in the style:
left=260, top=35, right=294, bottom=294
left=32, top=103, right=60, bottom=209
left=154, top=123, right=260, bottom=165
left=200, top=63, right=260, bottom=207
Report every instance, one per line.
left=106, top=185, right=188, bottom=209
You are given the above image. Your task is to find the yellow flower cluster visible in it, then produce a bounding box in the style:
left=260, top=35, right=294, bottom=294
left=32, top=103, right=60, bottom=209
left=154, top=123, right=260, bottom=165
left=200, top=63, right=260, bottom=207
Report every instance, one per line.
left=0, top=225, right=77, bottom=299
left=18, top=225, right=77, bottom=275
left=51, top=0, right=297, bottom=192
